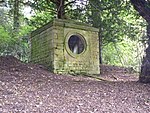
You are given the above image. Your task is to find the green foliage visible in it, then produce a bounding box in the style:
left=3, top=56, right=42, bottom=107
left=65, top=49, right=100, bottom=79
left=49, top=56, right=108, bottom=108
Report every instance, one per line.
left=0, top=26, right=10, bottom=42
left=102, top=38, right=145, bottom=71
left=88, top=0, right=146, bottom=43
left=0, top=2, right=32, bottom=61
left=0, top=0, right=34, bottom=61
left=84, top=0, right=146, bottom=71
left=0, top=0, right=147, bottom=68
left=28, top=11, right=54, bottom=28
left=16, top=25, right=33, bottom=62
left=0, top=26, right=11, bottom=52
left=26, top=0, right=55, bottom=28
left=0, top=24, right=30, bottom=61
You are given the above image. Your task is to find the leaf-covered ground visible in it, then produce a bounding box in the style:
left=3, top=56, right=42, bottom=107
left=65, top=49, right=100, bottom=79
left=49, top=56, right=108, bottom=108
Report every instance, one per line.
left=0, top=56, right=150, bottom=113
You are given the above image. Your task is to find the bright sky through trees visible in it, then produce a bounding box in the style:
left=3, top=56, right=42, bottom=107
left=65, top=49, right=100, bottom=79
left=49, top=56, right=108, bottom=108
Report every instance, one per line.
left=23, top=6, right=33, bottom=18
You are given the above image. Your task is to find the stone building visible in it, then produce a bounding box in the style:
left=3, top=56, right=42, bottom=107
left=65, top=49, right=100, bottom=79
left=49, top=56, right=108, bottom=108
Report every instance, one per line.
left=31, top=19, right=100, bottom=75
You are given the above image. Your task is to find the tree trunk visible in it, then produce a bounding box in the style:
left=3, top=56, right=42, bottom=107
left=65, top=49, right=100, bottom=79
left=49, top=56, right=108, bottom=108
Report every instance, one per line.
left=56, top=0, right=65, bottom=19
left=13, top=0, right=20, bottom=33
left=130, top=0, right=150, bottom=83
left=99, top=30, right=103, bottom=64
left=140, top=24, right=150, bottom=83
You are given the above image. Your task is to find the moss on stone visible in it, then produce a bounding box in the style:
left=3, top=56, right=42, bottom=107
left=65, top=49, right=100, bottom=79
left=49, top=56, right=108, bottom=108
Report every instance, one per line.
left=31, top=19, right=100, bottom=75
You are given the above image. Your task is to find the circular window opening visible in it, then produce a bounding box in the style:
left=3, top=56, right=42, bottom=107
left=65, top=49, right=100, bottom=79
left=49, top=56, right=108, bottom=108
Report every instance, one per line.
left=68, top=35, right=86, bottom=54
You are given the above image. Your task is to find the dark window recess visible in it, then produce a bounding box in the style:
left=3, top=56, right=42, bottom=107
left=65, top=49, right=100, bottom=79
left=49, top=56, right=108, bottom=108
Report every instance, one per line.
left=68, top=35, right=85, bottom=54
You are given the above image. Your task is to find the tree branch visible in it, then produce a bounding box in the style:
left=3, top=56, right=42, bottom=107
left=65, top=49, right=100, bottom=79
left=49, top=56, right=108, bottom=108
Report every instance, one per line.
left=89, top=1, right=114, bottom=12
left=49, top=0, right=59, bottom=5
left=64, top=0, right=76, bottom=7
left=130, top=0, right=150, bottom=23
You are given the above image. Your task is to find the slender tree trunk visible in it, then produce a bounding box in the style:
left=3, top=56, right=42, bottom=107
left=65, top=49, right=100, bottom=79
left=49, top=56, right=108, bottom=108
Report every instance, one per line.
left=51, top=0, right=76, bottom=19
left=56, top=0, right=65, bottom=19
left=130, top=0, right=150, bottom=83
left=99, top=29, right=103, bottom=64
left=13, top=0, right=20, bottom=33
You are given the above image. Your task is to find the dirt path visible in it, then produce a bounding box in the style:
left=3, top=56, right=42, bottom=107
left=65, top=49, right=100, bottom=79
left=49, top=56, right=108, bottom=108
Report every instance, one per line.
left=0, top=56, right=150, bottom=113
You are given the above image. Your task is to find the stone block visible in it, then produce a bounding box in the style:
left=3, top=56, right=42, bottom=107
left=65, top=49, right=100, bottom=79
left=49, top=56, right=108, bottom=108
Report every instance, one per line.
left=31, top=19, right=100, bottom=75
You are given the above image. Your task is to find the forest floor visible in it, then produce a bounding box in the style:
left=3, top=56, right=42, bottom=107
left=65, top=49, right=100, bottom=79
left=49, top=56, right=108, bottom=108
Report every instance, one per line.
left=0, top=56, right=150, bottom=113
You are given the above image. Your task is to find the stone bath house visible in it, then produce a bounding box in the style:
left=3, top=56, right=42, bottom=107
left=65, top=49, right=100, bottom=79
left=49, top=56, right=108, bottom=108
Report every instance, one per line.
left=31, top=19, right=100, bottom=75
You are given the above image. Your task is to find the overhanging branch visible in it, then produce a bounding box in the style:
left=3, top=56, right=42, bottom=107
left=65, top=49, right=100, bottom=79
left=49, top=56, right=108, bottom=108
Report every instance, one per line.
left=130, top=0, right=150, bottom=23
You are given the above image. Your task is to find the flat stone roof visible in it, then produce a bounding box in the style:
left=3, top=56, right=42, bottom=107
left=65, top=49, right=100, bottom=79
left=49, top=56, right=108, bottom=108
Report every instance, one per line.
left=31, top=19, right=99, bottom=37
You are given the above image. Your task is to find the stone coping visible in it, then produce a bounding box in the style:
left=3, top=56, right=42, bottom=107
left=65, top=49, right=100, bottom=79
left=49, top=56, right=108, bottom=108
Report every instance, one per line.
left=31, top=19, right=99, bottom=37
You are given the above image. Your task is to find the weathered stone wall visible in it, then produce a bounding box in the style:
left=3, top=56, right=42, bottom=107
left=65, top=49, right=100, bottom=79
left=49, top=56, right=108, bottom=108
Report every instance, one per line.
left=31, top=19, right=100, bottom=75
left=31, top=23, right=55, bottom=71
